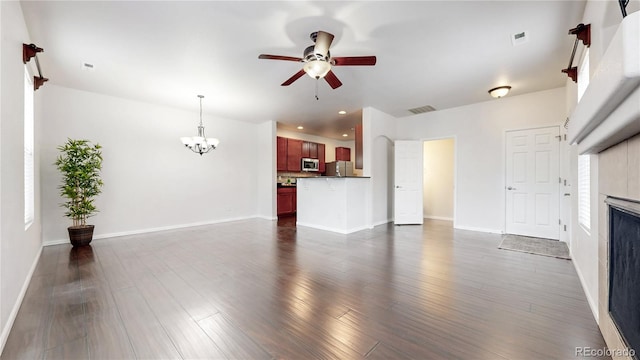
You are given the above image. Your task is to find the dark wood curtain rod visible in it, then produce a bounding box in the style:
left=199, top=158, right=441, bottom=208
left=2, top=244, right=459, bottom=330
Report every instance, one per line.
left=23, top=43, right=48, bottom=90
left=561, top=23, right=590, bottom=83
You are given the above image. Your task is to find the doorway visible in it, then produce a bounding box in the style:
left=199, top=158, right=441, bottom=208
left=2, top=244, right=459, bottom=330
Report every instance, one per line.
left=423, top=138, right=455, bottom=223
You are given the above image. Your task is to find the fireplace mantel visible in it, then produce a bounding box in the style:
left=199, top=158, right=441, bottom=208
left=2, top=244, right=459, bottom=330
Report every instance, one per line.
left=568, top=11, right=640, bottom=154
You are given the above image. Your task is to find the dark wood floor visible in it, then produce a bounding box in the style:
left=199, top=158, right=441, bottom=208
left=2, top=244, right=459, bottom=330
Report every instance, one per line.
left=2, top=219, right=609, bottom=359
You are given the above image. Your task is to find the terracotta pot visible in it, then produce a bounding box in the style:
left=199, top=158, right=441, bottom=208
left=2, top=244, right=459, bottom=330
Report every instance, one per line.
left=68, top=225, right=95, bottom=247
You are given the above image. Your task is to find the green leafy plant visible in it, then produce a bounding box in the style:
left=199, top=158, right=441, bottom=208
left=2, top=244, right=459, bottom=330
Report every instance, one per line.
left=54, top=139, right=103, bottom=227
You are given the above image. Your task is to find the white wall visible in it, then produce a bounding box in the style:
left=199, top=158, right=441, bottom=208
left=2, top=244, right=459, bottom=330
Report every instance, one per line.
left=256, top=121, right=276, bottom=220
left=40, top=85, right=263, bottom=243
left=363, top=107, right=396, bottom=226
left=396, top=88, right=566, bottom=233
left=423, top=138, right=454, bottom=221
left=564, top=0, right=640, bottom=323
left=0, top=1, right=43, bottom=350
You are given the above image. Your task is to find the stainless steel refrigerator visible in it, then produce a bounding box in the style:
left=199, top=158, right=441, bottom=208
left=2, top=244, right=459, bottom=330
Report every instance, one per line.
left=324, top=161, right=354, bottom=176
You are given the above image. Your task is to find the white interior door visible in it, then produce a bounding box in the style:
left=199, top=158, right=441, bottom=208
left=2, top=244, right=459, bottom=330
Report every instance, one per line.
left=394, top=140, right=423, bottom=225
left=505, top=126, right=560, bottom=240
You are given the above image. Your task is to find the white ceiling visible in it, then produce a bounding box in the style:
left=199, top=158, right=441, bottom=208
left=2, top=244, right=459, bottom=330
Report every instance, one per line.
left=21, top=1, right=586, bottom=140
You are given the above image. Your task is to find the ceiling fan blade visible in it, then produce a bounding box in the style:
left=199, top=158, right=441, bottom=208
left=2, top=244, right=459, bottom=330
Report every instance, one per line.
left=259, top=54, right=303, bottom=62
left=324, top=70, right=342, bottom=89
left=314, top=31, right=334, bottom=58
left=332, top=56, right=377, bottom=66
left=281, top=69, right=306, bottom=86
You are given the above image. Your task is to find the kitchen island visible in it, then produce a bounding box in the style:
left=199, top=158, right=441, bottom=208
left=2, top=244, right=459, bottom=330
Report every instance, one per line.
left=296, top=176, right=372, bottom=234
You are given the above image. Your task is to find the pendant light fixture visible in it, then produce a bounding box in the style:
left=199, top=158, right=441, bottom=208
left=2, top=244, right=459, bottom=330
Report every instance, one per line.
left=180, top=95, right=219, bottom=155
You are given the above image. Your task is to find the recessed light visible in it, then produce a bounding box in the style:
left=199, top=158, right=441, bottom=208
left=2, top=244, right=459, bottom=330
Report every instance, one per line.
left=338, top=110, right=346, bottom=115
left=297, top=126, right=304, bottom=130
left=342, top=133, right=348, bottom=137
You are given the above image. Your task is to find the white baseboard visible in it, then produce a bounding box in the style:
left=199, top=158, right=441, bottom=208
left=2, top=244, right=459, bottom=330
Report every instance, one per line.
left=0, top=245, right=43, bottom=353
left=296, top=222, right=372, bottom=234
left=43, top=216, right=257, bottom=246
left=254, top=215, right=277, bottom=221
left=453, top=225, right=503, bottom=234
left=373, top=219, right=392, bottom=227
left=424, top=216, right=454, bottom=221
left=571, top=248, right=599, bottom=324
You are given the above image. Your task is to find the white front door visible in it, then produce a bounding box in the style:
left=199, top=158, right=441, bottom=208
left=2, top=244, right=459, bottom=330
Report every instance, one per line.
left=505, top=127, right=560, bottom=240
left=394, top=140, right=423, bottom=225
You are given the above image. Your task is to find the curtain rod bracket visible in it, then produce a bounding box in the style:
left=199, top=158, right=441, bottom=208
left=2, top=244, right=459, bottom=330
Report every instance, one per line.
left=568, top=23, right=591, bottom=47
left=23, top=43, right=43, bottom=64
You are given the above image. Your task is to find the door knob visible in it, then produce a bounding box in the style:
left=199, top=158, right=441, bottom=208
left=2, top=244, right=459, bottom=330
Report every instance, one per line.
left=507, top=186, right=517, bottom=190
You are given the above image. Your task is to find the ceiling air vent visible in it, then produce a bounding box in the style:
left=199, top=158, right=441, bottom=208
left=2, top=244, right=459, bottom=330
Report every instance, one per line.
left=511, top=31, right=529, bottom=46
left=408, top=105, right=436, bottom=115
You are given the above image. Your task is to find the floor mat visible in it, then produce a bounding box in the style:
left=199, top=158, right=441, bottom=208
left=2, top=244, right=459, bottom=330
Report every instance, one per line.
left=498, top=234, right=571, bottom=260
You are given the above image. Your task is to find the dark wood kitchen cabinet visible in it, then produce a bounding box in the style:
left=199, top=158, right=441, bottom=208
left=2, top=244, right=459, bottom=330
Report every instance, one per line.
left=277, top=137, right=287, bottom=171
left=277, top=136, right=325, bottom=173
left=308, top=142, right=318, bottom=158
left=355, top=124, right=363, bottom=169
left=336, top=147, right=351, bottom=161
left=286, top=139, right=303, bottom=172
left=318, top=143, right=325, bottom=173
left=277, top=187, right=296, bottom=216
left=301, top=141, right=318, bottom=159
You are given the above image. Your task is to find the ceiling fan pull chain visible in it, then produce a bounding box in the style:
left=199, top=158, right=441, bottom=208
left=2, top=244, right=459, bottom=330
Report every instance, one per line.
left=315, top=79, right=319, bottom=100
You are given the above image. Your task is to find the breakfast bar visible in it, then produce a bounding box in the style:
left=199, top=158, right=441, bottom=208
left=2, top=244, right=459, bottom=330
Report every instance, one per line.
left=296, top=176, right=372, bottom=234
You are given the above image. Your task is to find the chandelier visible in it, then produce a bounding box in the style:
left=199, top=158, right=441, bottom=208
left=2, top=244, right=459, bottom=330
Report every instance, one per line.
left=180, top=95, right=219, bottom=155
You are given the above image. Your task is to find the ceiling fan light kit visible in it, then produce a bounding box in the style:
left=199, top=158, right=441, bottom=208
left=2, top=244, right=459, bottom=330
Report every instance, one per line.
left=489, top=85, right=512, bottom=98
left=303, top=60, right=331, bottom=79
left=258, top=30, right=376, bottom=91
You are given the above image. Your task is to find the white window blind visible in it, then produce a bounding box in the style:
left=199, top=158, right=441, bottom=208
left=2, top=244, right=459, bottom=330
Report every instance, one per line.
left=578, top=154, right=591, bottom=231
left=24, top=68, right=35, bottom=228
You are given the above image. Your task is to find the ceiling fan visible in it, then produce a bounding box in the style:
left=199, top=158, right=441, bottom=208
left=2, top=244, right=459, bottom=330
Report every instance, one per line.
left=258, top=31, right=376, bottom=90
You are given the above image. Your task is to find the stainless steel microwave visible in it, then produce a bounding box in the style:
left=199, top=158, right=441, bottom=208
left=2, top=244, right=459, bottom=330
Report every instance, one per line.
left=301, top=158, right=319, bottom=172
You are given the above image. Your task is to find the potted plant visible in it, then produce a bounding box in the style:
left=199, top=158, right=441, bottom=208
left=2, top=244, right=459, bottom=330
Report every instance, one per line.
left=55, top=139, right=103, bottom=247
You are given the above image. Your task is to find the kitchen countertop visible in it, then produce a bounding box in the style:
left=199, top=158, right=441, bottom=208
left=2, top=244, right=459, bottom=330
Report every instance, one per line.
left=278, top=176, right=370, bottom=188
left=298, top=176, right=371, bottom=179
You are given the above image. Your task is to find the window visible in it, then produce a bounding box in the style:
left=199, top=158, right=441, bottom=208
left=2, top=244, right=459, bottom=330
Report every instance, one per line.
left=577, top=49, right=590, bottom=102
left=578, top=154, right=591, bottom=232
left=24, top=67, right=34, bottom=229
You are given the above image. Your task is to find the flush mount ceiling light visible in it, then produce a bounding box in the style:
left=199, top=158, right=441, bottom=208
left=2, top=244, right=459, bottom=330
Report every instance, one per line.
left=180, top=95, right=219, bottom=155
left=489, top=86, right=512, bottom=98
left=338, top=110, right=346, bottom=115
left=297, top=126, right=304, bottom=130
